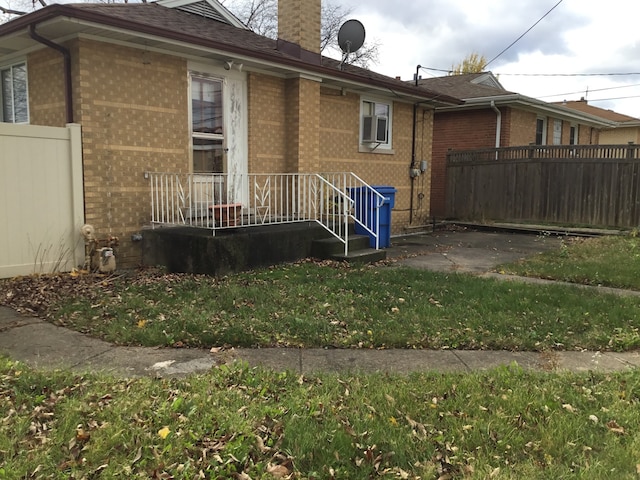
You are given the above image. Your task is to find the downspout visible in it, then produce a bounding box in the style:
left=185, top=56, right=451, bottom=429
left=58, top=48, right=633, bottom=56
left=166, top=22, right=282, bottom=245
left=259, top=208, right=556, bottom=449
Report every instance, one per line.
left=409, top=64, right=421, bottom=224
left=410, top=101, right=417, bottom=224
left=490, top=100, right=501, bottom=149
left=28, top=24, right=73, bottom=124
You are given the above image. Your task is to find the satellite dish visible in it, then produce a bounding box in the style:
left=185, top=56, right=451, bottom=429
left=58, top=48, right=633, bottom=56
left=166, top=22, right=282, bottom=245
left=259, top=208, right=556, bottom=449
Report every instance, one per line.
left=338, top=19, right=365, bottom=55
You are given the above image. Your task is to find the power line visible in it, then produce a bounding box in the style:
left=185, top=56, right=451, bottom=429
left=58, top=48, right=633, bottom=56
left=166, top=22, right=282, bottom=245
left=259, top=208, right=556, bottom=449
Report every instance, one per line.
left=536, top=83, right=640, bottom=99
left=485, top=0, right=564, bottom=68
left=498, top=72, right=640, bottom=77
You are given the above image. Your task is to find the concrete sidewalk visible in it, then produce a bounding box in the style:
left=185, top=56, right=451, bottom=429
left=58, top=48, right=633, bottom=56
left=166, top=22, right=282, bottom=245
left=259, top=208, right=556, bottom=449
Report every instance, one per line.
left=2, top=306, right=640, bottom=378
left=1, top=229, right=639, bottom=378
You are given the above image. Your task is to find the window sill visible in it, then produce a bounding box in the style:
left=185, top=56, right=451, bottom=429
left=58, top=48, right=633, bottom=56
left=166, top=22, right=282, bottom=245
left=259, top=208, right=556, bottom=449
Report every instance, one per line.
left=359, top=145, right=395, bottom=155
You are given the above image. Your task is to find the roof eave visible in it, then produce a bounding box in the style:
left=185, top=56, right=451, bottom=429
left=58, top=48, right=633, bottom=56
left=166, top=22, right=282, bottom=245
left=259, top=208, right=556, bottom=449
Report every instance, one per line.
left=436, top=94, right=615, bottom=127
left=0, top=4, right=461, bottom=106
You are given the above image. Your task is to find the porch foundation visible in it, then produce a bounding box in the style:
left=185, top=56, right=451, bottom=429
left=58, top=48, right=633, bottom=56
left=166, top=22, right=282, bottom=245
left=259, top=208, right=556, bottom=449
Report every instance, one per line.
left=142, top=223, right=333, bottom=276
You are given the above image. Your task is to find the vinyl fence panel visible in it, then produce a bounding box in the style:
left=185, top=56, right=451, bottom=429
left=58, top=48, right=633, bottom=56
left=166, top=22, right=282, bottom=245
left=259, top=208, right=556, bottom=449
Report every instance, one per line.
left=0, top=123, right=84, bottom=278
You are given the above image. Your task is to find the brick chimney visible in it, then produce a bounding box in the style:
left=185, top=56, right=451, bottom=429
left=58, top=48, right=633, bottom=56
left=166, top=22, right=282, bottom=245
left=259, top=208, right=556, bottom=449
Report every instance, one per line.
left=278, top=0, right=321, bottom=55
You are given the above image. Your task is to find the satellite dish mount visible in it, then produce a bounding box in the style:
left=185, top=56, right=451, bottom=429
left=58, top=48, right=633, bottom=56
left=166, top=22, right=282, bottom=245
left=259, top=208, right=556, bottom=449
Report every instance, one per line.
left=338, top=19, right=365, bottom=70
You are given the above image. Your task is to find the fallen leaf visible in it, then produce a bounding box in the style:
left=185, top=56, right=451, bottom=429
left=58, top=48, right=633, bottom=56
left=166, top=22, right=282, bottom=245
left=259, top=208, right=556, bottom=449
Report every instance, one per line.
left=158, top=427, right=170, bottom=439
left=588, top=414, right=598, bottom=423
left=266, top=464, right=291, bottom=478
left=131, top=446, right=143, bottom=466
left=606, top=420, right=625, bottom=435
left=562, top=403, right=575, bottom=413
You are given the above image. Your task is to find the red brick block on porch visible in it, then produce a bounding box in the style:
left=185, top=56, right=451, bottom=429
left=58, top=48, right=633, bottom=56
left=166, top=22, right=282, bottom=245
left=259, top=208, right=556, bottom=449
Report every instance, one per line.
left=209, top=203, right=242, bottom=227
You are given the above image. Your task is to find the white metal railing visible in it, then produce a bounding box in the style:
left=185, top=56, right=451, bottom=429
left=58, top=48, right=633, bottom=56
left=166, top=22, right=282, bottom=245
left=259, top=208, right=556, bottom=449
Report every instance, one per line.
left=149, top=172, right=386, bottom=255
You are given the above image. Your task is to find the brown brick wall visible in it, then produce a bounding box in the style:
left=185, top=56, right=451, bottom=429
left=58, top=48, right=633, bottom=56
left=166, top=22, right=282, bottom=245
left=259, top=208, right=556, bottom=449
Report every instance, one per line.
left=75, top=39, right=190, bottom=267
left=277, top=0, right=320, bottom=54
left=431, top=108, right=499, bottom=218
left=27, top=47, right=67, bottom=127
left=508, top=108, right=538, bottom=145
left=247, top=73, right=287, bottom=173
left=319, top=88, right=433, bottom=230
left=248, top=78, right=433, bottom=232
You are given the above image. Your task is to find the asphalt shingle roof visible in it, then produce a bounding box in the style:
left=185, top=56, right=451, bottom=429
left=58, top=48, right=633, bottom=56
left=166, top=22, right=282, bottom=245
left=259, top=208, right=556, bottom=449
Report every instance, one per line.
left=417, top=73, right=516, bottom=100
left=0, top=2, right=461, bottom=105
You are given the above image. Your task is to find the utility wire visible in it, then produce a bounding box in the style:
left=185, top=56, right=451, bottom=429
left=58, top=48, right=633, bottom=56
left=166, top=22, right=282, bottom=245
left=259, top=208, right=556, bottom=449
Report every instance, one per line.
left=485, top=0, right=564, bottom=68
left=498, top=72, right=640, bottom=77
left=537, top=83, right=640, bottom=99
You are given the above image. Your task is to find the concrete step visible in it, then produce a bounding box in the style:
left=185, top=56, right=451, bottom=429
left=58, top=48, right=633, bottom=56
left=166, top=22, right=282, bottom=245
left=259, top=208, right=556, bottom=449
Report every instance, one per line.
left=310, top=234, right=370, bottom=258
left=330, top=248, right=387, bottom=264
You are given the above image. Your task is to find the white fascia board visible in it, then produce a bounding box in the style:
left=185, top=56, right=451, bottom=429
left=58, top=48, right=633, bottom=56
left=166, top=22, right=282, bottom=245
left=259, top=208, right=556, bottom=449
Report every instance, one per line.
left=439, top=94, right=615, bottom=127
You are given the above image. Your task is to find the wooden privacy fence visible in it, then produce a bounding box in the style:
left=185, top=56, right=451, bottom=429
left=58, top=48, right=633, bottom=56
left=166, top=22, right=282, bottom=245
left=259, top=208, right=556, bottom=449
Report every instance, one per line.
left=0, top=123, right=85, bottom=278
left=446, top=144, right=640, bottom=228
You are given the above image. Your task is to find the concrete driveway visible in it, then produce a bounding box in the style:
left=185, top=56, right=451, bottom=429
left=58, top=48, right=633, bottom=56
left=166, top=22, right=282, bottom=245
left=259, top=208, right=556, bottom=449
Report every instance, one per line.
left=386, top=228, right=566, bottom=273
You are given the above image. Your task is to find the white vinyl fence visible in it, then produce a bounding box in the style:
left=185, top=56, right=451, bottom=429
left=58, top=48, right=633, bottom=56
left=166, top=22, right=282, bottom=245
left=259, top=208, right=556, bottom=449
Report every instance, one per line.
left=0, top=123, right=85, bottom=278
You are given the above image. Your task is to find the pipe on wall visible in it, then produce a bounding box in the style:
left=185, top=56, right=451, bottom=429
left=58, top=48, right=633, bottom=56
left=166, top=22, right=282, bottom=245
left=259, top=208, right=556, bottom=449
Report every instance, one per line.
left=28, top=24, right=73, bottom=124
left=490, top=100, right=501, bottom=149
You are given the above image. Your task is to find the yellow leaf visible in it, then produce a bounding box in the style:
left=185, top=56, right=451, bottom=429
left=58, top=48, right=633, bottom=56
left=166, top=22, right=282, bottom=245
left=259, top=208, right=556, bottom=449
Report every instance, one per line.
left=137, top=319, right=147, bottom=328
left=266, top=464, right=290, bottom=478
left=158, top=427, right=170, bottom=439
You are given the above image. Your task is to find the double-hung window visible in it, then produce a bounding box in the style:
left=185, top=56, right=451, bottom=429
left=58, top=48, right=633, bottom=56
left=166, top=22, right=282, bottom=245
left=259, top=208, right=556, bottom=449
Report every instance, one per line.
left=361, top=98, right=392, bottom=149
left=191, top=74, right=224, bottom=173
left=552, top=119, right=562, bottom=145
left=535, top=117, right=547, bottom=145
left=1, top=62, right=28, bottom=123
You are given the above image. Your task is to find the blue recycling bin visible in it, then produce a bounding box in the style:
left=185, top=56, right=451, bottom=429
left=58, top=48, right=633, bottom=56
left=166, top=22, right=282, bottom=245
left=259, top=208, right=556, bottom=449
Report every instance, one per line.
left=350, top=185, right=396, bottom=248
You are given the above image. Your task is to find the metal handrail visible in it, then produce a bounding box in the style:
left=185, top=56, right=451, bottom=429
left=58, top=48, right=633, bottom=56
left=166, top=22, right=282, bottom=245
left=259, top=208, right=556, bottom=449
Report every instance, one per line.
left=148, top=172, right=385, bottom=255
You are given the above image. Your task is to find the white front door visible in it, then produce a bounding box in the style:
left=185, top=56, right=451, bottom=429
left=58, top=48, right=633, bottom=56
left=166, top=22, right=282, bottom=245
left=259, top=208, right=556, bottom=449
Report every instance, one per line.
left=188, top=62, right=248, bottom=204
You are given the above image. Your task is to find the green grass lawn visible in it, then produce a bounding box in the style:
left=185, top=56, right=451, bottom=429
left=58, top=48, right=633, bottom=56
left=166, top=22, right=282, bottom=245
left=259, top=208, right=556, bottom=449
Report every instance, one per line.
left=2, top=357, right=640, bottom=479
left=499, top=234, right=640, bottom=290
left=2, top=233, right=640, bottom=478
left=2, top=238, right=640, bottom=352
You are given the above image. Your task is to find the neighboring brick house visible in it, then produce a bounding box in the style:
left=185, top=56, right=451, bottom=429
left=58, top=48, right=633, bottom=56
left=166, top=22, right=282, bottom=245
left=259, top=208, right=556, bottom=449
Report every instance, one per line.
left=0, top=0, right=460, bottom=267
left=416, top=73, right=614, bottom=218
left=557, top=99, right=640, bottom=145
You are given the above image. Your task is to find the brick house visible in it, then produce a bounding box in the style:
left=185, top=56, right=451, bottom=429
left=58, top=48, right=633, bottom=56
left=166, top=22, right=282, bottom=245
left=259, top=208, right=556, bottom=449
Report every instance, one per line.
left=0, top=0, right=459, bottom=268
left=416, top=73, right=614, bottom=218
left=557, top=99, right=640, bottom=145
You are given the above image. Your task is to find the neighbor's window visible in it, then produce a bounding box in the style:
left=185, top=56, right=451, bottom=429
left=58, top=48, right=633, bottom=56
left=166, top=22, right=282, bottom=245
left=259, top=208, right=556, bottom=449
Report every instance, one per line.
left=569, top=125, right=578, bottom=145
left=191, top=74, right=224, bottom=173
left=361, top=99, right=391, bottom=148
left=1, top=62, right=28, bottom=124
left=535, top=117, right=547, bottom=145
left=552, top=119, right=562, bottom=145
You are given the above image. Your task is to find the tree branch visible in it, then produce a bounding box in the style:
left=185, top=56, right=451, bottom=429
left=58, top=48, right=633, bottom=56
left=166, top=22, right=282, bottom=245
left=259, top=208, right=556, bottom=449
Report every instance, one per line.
left=0, top=5, right=27, bottom=15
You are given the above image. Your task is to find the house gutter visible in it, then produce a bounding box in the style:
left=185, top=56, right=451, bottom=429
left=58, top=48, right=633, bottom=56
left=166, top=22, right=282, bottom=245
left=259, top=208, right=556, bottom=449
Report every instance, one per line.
left=28, top=23, right=73, bottom=124
left=439, top=95, right=615, bottom=128
left=490, top=100, right=501, bottom=149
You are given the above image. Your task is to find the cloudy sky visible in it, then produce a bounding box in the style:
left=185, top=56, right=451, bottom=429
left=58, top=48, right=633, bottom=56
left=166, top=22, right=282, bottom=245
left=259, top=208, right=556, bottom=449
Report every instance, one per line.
left=337, top=0, right=640, bottom=119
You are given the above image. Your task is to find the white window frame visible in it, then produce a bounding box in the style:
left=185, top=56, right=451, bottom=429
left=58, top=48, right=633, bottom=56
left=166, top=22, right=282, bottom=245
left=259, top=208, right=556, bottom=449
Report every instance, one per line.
left=552, top=119, right=562, bottom=145
left=359, top=97, right=393, bottom=152
left=1, top=61, right=29, bottom=124
left=569, top=124, right=579, bottom=145
left=189, top=72, right=225, bottom=174
left=535, top=117, right=547, bottom=145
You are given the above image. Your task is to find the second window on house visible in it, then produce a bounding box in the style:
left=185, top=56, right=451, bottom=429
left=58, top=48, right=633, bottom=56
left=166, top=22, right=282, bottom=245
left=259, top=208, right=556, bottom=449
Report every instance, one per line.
left=361, top=99, right=391, bottom=148
left=191, top=74, right=224, bottom=173
left=1, top=62, right=28, bottom=124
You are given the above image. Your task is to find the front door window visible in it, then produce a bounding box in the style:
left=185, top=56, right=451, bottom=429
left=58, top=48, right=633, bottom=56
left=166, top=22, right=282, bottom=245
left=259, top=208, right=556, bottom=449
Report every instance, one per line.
left=191, top=75, right=224, bottom=173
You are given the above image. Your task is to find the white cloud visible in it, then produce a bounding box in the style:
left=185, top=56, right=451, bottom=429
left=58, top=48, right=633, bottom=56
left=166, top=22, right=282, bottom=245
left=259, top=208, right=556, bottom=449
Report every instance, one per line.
left=340, top=0, right=640, bottom=118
